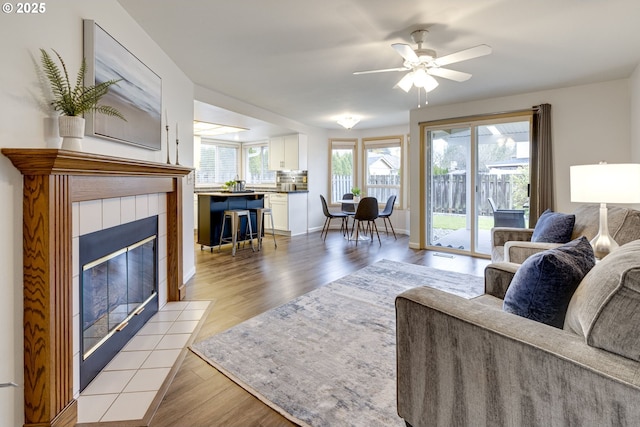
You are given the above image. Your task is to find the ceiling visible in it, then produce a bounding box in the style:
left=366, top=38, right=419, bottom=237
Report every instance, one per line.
left=118, top=0, right=640, bottom=140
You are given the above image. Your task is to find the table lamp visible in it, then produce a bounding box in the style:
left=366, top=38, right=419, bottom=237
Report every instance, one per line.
left=570, top=162, right=640, bottom=258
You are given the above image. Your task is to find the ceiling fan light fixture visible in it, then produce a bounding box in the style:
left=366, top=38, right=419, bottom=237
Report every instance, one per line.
left=413, top=68, right=439, bottom=92
left=337, top=116, right=360, bottom=129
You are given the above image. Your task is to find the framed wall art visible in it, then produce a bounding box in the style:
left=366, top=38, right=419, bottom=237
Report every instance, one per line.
left=83, top=19, right=162, bottom=150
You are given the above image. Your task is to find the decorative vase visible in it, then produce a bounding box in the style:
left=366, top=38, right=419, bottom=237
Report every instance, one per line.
left=353, top=195, right=361, bottom=202
left=58, top=116, right=85, bottom=151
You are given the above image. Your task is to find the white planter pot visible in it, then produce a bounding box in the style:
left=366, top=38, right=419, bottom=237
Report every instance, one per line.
left=58, top=116, right=85, bottom=151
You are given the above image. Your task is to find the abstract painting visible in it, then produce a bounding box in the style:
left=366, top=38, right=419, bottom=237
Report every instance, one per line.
left=84, top=20, right=162, bottom=150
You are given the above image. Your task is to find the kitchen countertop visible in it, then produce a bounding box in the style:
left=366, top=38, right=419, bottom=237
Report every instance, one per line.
left=195, top=188, right=309, bottom=194
left=197, top=192, right=266, bottom=197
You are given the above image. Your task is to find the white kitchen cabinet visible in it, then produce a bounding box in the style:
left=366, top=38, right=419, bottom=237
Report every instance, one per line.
left=268, top=134, right=308, bottom=170
left=269, top=193, right=289, bottom=231
left=267, top=192, right=308, bottom=236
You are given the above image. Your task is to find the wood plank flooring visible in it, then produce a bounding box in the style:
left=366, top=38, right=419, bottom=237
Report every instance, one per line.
left=149, top=229, right=489, bottom=427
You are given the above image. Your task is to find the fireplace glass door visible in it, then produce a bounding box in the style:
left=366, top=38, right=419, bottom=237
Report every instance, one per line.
left=82, top=235, right=156, bottom=360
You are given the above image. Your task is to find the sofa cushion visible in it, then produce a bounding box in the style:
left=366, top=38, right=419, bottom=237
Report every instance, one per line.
left=503, top=236, right=595, bottom=328
left=571, top=204, right=640, bottom=244
left=564, top=239, right=640, bottom=361
left=531, top=209, right=575, bottom=243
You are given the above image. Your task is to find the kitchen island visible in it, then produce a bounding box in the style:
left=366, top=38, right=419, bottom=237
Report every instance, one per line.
left=197, top=192, right=265, bottom=251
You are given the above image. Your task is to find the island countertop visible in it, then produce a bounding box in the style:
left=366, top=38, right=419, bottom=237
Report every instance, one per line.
left=198, top=192, right=266, bottom=197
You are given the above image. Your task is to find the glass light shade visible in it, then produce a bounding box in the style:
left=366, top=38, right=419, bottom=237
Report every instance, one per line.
left=570, top=163, right=640, bottom=204
left=337, top=116, right=360, bottom=129
left=396, top=72, right=414, bottom=92
left=412, top=68, right=439, bottom=92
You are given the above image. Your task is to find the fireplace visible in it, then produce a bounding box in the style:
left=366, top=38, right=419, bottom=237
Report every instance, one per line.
left=2, top=148, right=191, bottom=427
left=79, top=216, right=159, bottom=391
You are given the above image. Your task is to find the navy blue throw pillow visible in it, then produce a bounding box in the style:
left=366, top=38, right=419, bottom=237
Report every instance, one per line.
left=531, top=209, right=575, bottom=243
left=503, top=236, right=595, bottom=328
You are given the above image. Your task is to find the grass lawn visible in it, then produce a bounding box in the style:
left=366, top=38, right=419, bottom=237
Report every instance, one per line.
left=433, top=213, right=496, bottom=230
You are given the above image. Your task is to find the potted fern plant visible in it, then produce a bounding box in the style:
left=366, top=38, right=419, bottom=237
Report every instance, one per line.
left=40, top=48, right=126, bottom=150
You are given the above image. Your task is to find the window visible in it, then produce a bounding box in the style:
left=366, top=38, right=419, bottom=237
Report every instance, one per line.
left=329, top=139, right=357, bottom=204
left=362, top=136, right=402, bottom=206
left=244, top=142, right=275, bottom=184
left=195, top=139, right=240, bottom=187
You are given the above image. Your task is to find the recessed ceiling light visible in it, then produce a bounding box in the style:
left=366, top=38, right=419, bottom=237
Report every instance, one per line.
left=194, top=120, right=249, bottom=136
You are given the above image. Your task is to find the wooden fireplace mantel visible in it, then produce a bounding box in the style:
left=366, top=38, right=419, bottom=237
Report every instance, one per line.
left=2, top=148, right=192, bottom=427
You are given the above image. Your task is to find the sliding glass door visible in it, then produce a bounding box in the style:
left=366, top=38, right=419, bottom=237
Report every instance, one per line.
left=424, top=116, right=531, bottom=256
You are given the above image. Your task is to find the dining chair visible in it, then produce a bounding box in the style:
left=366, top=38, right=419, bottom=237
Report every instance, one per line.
left=351, top=197, right=381, bottom=246
left=341, top=193, right=356, bottom=229
left=320, top=195, right=349, bottom=240
left=378, top=195, right=397, bottom=239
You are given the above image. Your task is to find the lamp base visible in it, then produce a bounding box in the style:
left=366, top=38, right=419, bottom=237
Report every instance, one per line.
left=591, top=203, right=618, bottom=259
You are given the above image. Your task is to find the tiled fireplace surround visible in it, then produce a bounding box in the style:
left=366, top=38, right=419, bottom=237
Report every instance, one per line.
left=1, top=149, right=192, bottom=427
left=72, top=192, right=168, bottom=396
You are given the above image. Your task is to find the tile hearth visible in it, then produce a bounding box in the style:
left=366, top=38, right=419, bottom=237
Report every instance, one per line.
left=77, top=300, right=210, bottom=424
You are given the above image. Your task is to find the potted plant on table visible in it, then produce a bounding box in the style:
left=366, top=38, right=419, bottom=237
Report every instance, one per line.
left=40, top=48, right=126, bottom=150
left=351, top=187, right=362, bottom=202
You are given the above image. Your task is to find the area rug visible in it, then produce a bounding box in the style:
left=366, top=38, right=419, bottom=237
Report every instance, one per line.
left=190, top=259, right=484, bottom=427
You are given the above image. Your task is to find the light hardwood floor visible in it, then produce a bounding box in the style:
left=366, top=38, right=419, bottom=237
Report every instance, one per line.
left=149, top=228, right=489, bottom=427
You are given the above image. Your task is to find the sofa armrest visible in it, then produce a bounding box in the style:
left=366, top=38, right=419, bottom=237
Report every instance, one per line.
left=491, top=227, right=534, bottom=247
left=504, top=241, right=562, bottom=264
left=484, top=262, right=519, bottom=299
left=396, top=287, right=640, bottom=427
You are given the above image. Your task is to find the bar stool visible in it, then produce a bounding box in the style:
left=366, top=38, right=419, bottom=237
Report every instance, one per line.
left=219, top=209, right=255, bottom=256
left=250, top=207, right=277, bottom=250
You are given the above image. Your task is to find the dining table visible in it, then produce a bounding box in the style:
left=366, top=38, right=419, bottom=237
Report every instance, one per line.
left=337, top=198, right=374, bottom=241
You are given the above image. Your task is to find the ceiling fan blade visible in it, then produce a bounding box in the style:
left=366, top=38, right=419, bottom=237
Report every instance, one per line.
left=391, top=43, right=419, bottom=63
left=395, top=72, right=414, bottom=92
left=428, top=67, right=472, bottom=82
left=353, top=67, right=409, bottom=75
left=434, top=44, right=492, bottom=67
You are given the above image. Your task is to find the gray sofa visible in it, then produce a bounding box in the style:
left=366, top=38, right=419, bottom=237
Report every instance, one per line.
left=491, top=204, right=640, bottom=263
left=396, top=238, right=640, bottom=427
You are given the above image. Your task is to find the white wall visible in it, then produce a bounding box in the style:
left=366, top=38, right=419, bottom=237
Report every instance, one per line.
left=0, top=2, right=194, bottom=425
left=409, top=79, right=632, bottom=248
left=631, top=64, right=640, bottom=162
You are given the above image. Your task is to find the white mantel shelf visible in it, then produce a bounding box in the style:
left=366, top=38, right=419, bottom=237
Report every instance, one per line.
left=1, top=148, right=192, bottom=427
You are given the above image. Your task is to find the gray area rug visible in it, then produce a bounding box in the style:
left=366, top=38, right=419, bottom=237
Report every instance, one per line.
left=191, top=259, right=484, bottom=427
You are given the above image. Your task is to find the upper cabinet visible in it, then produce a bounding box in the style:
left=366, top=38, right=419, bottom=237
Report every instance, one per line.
left=268, top=134, right=308, bottom=171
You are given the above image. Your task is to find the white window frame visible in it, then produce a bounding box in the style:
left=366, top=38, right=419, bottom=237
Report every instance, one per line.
left=195, top=138, right=241, bottom=188
left=243, top=141, right=275, bottom=184
left=329, top=138, right=357, bottom=205
left=362, top=135, right=403, bottom=207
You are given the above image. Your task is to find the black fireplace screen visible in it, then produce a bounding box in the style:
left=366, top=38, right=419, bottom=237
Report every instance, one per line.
left=82, top=235, right=156, bottom=360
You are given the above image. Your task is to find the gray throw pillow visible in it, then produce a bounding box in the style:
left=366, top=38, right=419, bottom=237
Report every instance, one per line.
left=503, top=236, right=595, bottom=328
left=531, top=209, right=575, bottom=243
left=564, top=239, right=640, bottom=361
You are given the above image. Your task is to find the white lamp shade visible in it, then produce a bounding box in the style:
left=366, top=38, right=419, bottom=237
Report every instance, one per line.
left=570, top=163, right=640, bottom=204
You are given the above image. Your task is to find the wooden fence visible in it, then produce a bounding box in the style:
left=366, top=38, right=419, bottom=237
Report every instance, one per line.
left=332, top=173, right=522, bottom=214
left=432, top=173, right=523, bottom=215
left=331, top=175, right=400, bottom=204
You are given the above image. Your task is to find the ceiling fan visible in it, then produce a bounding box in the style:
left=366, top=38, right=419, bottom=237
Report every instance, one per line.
left=354, top=29, right=492, bottom=93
